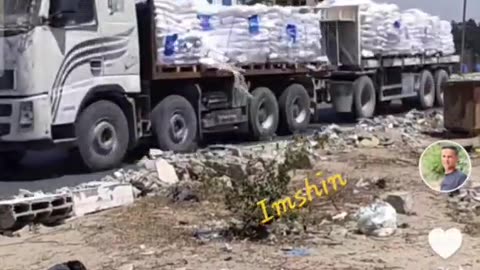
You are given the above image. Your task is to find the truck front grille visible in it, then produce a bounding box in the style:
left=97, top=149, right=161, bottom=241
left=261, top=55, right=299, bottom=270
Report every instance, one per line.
left=0, top=104, right=12, bottom=116
left=0, top=70, right=14, bottom=90
left=0, top=123, right=10, bottom=136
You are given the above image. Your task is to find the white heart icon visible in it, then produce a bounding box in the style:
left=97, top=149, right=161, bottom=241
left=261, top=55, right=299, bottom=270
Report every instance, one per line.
left=428, top=228, right=463, bottom=259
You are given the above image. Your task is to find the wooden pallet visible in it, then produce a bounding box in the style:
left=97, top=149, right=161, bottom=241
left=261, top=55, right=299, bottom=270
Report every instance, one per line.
left=154, top=61, right=331, bottom=80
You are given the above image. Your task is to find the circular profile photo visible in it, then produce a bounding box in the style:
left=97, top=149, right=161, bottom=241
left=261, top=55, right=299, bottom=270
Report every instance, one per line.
left=419, top=140, right=472, bottom=193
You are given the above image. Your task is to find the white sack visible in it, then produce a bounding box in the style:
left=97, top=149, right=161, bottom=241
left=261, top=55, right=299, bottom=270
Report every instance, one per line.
left=153, top=0, right=325, bottom=66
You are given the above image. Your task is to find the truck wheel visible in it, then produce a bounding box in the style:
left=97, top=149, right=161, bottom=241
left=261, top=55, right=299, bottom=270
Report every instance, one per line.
left=152, top=95, right=198, bottom=152
left=434, top=69, right=449, bottom=107
left=76, top=100, right=129, bottom=172
left=278, top=83, right=311, bottom=134
left=418, top=69, right=435, bottom=109
left=0, top=150, right=26, bottom=167
left=353, top=76, right=376, bottom=118
left=249, top=87, right=279, bottom=140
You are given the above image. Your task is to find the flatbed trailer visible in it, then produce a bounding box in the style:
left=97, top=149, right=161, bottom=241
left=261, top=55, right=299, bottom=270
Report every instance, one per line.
left=316, top=4, right=460, bottom=118
left=134, top=0, right=333, bottom=143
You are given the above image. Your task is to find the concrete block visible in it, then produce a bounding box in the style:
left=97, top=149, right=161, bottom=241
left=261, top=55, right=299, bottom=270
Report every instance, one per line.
left=72, top=182, right=135, bottom=217
left=384, top=192, right=413, bottom=215
left=0, top=193, right=73, bottom=232
left=155, top=158, right=179, bottom=185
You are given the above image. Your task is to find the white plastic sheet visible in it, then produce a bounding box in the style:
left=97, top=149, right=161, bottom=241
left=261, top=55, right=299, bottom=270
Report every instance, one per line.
left=356, top=200, right=398, bottom=237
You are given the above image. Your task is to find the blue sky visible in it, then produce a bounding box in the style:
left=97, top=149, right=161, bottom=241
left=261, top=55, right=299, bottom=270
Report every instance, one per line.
left=379, top=0, right=479, bottom=22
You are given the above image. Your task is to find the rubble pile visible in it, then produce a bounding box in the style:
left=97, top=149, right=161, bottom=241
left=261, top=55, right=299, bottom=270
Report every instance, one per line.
left=450, top=72, right=480, bottom=81
left=448, top=184, right=480, bottom=222
left=100, top=108, right=443, bottom=197
left=108, top=140, right=320, bottom=197
left=0, top=108, right=443, bottom=235
left=357, top=109, right=444, bottom=134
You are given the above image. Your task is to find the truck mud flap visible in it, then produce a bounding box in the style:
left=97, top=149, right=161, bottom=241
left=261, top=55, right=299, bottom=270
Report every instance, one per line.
left=329, top=81, right=354, bottom=113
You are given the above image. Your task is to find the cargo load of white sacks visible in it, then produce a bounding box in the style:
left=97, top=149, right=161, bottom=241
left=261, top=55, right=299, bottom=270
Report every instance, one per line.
left=152, top=0, right=325, bottom=66
left=150, top=0, right=456, bottom=66
left=319, top=0, right=455, bottom=57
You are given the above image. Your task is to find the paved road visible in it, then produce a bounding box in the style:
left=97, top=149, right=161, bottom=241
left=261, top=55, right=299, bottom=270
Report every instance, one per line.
left=0, top=104, right=411, bottom=198
left=0, top=149, right=138, bottom=198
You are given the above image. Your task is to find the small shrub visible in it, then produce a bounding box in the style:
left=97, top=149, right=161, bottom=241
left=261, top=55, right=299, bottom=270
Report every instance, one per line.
left=223, top=140, right=312, bottom=238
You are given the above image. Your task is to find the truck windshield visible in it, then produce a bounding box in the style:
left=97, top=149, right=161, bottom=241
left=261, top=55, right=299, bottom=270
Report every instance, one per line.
left=2, top=0, right=40, bottom=30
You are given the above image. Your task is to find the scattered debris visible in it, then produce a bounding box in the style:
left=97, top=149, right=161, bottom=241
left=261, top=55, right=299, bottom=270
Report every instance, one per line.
left=355, top=200, right=397, bottom=237
left=332, top=212, right=348, bottom=221
left=383, top=192, right=414, bottom=215
left=357, top=109, right=444, bottom=134
left=118, top=264, right=135, bottom=270
left=358, top=134, right=381, bottom=148
left=155, top=158, right=179, bottom=185
left=284, top=248, right=311, bottom=257
left=448, top=184, right=480, bottom=224
left=3, top=108, right=476, bottom=269
left=69, top=182, right=135, bottom=217
left=194, top=229, right=227, bottom=242
left=47, top=260, right=87, bottom=270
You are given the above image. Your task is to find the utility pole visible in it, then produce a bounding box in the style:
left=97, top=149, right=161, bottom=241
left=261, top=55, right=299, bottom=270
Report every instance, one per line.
left=460, top=0, right=467, bottom=73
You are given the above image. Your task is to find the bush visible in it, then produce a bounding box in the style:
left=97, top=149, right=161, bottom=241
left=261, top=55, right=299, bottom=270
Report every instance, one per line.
left=223, top=140, right=313, bottom=238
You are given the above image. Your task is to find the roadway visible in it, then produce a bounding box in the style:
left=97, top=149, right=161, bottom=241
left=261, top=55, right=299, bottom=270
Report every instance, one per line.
left=0, top=104, right=411, bottom=198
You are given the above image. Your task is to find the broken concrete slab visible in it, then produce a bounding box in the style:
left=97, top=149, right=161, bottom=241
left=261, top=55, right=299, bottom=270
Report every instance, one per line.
left=358, top=135, right=380, bottom=148
left=71, top=182, right=135, bottom=217
left=383, top=192, right=413, bottom=215
left=0, top=192, right=73, bottom=233
left=155, top=158, right=179, bottom=186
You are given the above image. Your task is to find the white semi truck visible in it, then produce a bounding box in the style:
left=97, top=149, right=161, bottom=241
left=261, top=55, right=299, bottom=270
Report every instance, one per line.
left=317, top=4, right=460, bottom=118
left=0, top=0, right=331, bottom=171
left=0, top=1, right=460, bottom=172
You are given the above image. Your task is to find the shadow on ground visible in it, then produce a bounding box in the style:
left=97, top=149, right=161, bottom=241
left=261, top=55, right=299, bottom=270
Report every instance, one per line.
left=0, top=148, right=131, bottom=183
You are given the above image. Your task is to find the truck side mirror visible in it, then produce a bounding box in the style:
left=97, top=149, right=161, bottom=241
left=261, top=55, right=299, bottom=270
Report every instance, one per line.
left=48, top=0, right=79, bottom=26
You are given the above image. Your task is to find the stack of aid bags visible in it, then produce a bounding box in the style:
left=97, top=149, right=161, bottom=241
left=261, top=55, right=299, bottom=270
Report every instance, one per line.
left=150, top=0, right=325, bottom=66
left=319, top=0, right=456, bottom=57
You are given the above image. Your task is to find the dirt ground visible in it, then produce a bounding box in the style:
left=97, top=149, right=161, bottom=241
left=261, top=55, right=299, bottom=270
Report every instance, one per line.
left=2, top=133, right=480, bottom=270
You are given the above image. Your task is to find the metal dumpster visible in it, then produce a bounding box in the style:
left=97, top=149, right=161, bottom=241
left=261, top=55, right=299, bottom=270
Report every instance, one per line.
left=444, top=79, right=480, bottom=135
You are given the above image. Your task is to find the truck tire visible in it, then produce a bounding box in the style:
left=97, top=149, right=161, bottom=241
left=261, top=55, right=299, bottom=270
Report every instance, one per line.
left=76, top=100, right=129, bottom=172
left=434, top=69, right=449, bottom=107
left=248, top=87, right=279, bottom=140
left=278, top=83, right=311, bottom=134
left=152, top=95, right=198, bottom=152
left=418, top=69, right=435, bottom=109
left=0, top=150, right=26, bottom=167
left=353, top=76, right=376, bottom=118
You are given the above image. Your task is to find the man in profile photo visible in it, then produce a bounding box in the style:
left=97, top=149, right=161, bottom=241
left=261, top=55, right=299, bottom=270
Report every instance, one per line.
left=440, top=145, right=468, bottom=192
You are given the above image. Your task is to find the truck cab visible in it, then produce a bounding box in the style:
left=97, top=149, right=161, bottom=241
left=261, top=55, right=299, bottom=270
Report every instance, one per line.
left=0, top=0, right=142, bottom=169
